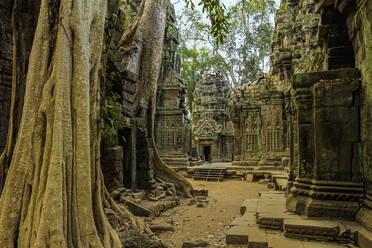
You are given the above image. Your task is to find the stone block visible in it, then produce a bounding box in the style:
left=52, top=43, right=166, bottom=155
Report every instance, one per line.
left=247, top=227, right=268, bottom=248
left=121, top=198, right=151, bottom=217
left=102, top=146, right=123, bottom=161
left=226, top=226, right=250, bottom=244
left=284, top=219, right=340, bottom=241
left=182, top=239, right=209, bottom=248
left=230, top=214, right=257, bottom=227
left=355, top=228, right=372, bottom=248
left=240, top=199, right=258, bottom=215
left=257, top=212, right=300, bottom=231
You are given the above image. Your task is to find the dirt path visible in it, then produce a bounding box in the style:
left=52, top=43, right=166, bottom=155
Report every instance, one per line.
left=155, top=178, right=268, bottom=247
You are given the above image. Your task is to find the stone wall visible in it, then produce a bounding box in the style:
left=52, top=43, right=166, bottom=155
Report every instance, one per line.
left=0, top=2, right=13, bottom=153
left=192, top=72, right=234, bottom=162
left=231, top=0, right=372, bottom=225
left=230, top=78, right=289, bottom=168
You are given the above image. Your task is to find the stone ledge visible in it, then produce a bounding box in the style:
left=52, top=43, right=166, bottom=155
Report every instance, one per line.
left=292, top=68, right=360, bottom=89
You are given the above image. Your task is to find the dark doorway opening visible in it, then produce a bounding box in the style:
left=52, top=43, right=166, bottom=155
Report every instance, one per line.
left=120, top=127, right=132, bottom=188
left=203, top=146, right=211, bottom=162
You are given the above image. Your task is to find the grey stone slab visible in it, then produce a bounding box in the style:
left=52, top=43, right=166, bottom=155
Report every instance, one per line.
left=247, top=227, right=268, bottom=248
left=230, top=214, right=257, bottom=227
left=302, top=241, right=346, bottom=248
left=226, top=226, right=250, bottom=244
left=284, top=219, right=341, bottom=241
left=241, top=199, right=258, bottom=215
left=267, top=232, right=304, bottom=248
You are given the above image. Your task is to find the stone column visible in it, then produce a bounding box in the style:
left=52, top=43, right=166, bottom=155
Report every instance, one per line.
left=101, top=146, right=124, bottom=191
left=287, top=69, right=364, bottom=218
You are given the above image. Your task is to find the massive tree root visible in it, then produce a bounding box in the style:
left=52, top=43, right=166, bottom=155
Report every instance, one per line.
left=119, top=0, right=193, bottom=198
left=0, top=0, right=137, bottom=247
left=0, top=0, right=40, bottom=193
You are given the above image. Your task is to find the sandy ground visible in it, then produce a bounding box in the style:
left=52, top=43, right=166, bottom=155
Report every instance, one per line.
left=155, top=178, right=268, bottom=247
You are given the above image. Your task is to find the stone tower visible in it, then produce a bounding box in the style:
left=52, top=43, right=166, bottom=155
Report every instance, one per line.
left=192, top=71, right=234, bottom=162
left=155, top=3, right=191, bottom=166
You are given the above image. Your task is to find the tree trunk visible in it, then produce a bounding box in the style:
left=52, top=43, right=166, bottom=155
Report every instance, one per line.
left=0, top=0, right=134, bottom=246
left=0, top=0, right=40, bottom=193
left=119, top=0, right=193, bottom=197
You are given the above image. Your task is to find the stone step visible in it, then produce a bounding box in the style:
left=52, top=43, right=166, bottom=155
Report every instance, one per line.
left=283, top=219, right=341, bottom=241
left=240, top=199, right=258, bottom=215
left=226, top=225, right=268, bottom=247
left=257, top=212, right=301, bottom=231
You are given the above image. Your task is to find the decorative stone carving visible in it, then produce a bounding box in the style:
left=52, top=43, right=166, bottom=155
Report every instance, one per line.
left=192, top=72, right=234, bottom=162
left=155, top=3, right=190, bottom=166
left=230, top=78, right=288, bottom=167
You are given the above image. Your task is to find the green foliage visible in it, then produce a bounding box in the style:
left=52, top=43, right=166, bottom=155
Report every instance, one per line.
left=99, top=93, right=126, bottom=146
left=178, top=0, right=276, bottom=92
left=179, top=46, right=229, bottom=112
left=183, top=0, right=230, bottom=45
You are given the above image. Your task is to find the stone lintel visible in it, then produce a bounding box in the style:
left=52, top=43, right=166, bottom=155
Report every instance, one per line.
left=292, top=68, right=360, bottom=89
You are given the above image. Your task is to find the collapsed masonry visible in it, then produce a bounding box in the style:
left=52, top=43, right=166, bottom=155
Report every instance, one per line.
left=230, top=0, right=372, bottom=231
left=192, top=72, right=234, bottom=162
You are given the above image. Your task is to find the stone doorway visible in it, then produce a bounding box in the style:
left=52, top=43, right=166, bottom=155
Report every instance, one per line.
left=203, top=146, right=211, bottom=162
left=121, top=127, right=133, bottom=188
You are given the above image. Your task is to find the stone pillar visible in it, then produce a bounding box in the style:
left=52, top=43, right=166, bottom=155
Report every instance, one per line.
left=131, top=126, right=137, bottom=190
left=287, top=69, right=364, bottom=218
left=101, top=146, right=124, bottom=191
left=355, top=0, right=372, bottom=231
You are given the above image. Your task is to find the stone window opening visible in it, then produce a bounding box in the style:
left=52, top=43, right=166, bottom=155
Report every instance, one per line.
left=161, top=130, right=174, bottom=150
left=268, top=129, right=280, bottom=151
left=246, top=133, right=258, bottom=151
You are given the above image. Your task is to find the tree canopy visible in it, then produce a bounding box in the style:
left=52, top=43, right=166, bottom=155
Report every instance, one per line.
left=177, top=0, right=276, bottom=112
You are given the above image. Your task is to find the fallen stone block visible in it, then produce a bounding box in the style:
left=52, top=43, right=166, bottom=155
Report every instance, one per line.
left=182, top=239, right=209, bottom=248
left=149, top=224, right=175, bottom=232
left=121, top=198, right=151, bottom=217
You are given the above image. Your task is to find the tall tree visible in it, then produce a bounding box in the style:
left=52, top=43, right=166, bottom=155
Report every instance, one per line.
left=0, top=0, right=134, bottom=246
left=0, top=0, right=229, bottom=246
left=177, top=0, right=275, bottom=110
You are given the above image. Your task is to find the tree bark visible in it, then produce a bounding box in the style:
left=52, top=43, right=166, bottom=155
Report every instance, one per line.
left=0, top=0, right=134, bottom=247
left=0, top=0, right=40, bottom=193
left=119, top=0, right=193, bottom=197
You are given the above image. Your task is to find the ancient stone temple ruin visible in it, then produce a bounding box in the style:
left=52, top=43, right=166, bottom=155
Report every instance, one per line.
left=230, top=76, right=290, bottom=168
left=192, top=72, right=234, bottom=162
left=155, top=3, right=191, bottom=166
left=0, top=3, right=13, bottom=154
left=230, top=0, right=372, bottom=231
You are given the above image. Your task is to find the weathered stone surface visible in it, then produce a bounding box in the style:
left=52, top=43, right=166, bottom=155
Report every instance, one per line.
left=182, top=239, right=209, bottom=248
left=155, top=3, right=190, bottom=166
left=226, top=225, right=250, bottom=244
left=101, top=146, right=124, bottom=190
left=283, top=219, right=340, bottom=241
left=240, top=199, right=258, bottom=215
left=192, top=72, right=234, bottom=162
left=230, top=82, right=287, bottom=168
left=247, top=227, right=268, bottom=248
